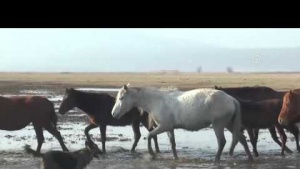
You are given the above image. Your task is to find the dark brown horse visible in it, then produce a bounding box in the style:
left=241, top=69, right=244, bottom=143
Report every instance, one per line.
left=279, top=90, right=300, bottom=125
left=214, top=86, right=286, bottom=100
left=0, top=96, right=68, bottom=153
left=229, top=98, right=295, bottom=156
left=58, top=88, right=160, bottom=153
left=215, top=86, right=300, bottom=154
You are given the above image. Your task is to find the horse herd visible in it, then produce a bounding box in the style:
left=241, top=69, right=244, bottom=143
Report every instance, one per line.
left=1, top=84, right=300, bottom=165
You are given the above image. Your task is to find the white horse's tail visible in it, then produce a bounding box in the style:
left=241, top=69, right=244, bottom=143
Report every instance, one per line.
left=228, top=98, right=243, bottom=155
left=232, top=98, right=242, bottom=134
left=229, top=98, right=253, bottom=160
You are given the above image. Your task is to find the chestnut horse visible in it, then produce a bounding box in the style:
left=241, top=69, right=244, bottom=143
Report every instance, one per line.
left=0, top=96, right=68, bottom=153
left=215, top=86, right=300, bottom=153
left=278, top=90, right=300, bottom=125
left=229, top=98, right=294, bottom=156
left=58, top=88, right=159, bottom=153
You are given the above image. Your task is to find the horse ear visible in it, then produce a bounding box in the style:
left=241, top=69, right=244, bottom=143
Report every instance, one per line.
left=288, top=90, right=294, bottom=98
left=123, top=84, right=128, bottom=91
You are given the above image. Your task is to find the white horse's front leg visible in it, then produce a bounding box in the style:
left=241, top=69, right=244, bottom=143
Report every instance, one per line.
left=147, top=124, right=168, bottom=159
left=167, top=129, right=178, bottom=160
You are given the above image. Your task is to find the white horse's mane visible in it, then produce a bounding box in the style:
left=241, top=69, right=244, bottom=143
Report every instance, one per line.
left=159, top=86, right=179, bottom=92
left=130, top=86, right=180, bottom=98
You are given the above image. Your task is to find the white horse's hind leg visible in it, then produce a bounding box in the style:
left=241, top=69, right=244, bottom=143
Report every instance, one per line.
left=167, top=129, right=178, bottom=160
left=229, top=134, right=238, bottom=156
left=147, top=124, right=170, bottom=159
left=212, top=124, right=226, bottom=163
left=226, top=125, right=253, bottom=161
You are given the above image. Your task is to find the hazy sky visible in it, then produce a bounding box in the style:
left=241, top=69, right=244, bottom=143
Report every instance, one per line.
left=1, top=28, right=300, bottom=72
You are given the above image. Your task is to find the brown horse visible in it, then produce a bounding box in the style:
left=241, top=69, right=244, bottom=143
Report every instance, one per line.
left=58, top=88, right=159, bottom=153
left=214, top=86, right=286, bottom=100
left=0, top=96, right=68, bottom=153
left=215, top=86, right=300, bottom=153
left=278, top=90, right=300, bottom=125
left=229, top=98, right=294, bottom=156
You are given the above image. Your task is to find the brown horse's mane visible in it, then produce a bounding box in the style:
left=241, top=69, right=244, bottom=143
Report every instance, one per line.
left=68, top=88, right=116, bottom=114
left=71, top=88, right=113, bottom=98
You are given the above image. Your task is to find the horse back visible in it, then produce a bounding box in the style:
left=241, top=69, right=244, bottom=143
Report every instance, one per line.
left=0, top=96, right=54, bottom=130
left=217, top=86, right=284, bottom=101
left=239, top=98, right=282, bottom=128
left=78, top=93, right=142, bottom=126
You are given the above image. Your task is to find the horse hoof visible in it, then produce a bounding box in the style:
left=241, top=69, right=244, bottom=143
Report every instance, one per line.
left=214, top=160, right=221, bottom=165
left=150, top=155, right=156, bottom=160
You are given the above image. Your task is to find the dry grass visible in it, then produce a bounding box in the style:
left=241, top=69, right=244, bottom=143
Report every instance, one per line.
left=0, top=72, right=300, bottom=94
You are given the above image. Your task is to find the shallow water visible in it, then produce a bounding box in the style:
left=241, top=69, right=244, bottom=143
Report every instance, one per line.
left=0, top=88, right=300, bottom=168
left=1, top=123, right=300, bottom=169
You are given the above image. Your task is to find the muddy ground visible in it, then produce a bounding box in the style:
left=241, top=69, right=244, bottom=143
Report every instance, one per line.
left=1, top=88, right=300, bottom=169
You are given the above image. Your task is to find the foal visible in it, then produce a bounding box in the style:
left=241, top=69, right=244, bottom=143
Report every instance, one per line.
left=229, top=98, right=294, bottom=156
left=216, top=86, right=300, bottom=152
left=58, top=88, right=159, bottom=153
left=25, top=140, right=102, bottom=169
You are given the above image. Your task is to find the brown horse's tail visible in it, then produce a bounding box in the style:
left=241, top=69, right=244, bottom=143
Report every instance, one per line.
left=49, top=102, right=58, bottom=128
left=24, top=145, right=43, bottom=157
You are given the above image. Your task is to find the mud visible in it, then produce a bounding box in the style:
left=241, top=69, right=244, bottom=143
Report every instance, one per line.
left=0, top=88, right=300, bottom=169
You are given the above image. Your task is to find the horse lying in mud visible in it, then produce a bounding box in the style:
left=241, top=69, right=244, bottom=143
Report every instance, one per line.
left=0, top=95, right=68, bottom=153
left=58, top=88, right=159, bottom=153
left=25, top=140, right=102, bottom=169
left=112, top=85, right=253, bottom=163
left=215, top=86, right=300, bottom=153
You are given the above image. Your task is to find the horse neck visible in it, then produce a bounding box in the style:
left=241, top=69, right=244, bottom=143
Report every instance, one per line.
left=296, top=96, right=300, bottom=116
left=132, top=88, right=165, bottom=114
left=74, top=91, right=109, bottom=115
left=276, top=91, right=286, bottom=99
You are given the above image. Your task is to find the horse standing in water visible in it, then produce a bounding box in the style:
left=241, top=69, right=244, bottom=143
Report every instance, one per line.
left=229, top=98, right=292, bottom=156
left=0, top=96, right=68, bottom=153
left=279, top=90, right=300, bottom=125
left=58, top=88, right=160, bottom=153
left=215, top=86, right=300, bottom=153
left=111, top=85, right=253, bottom=163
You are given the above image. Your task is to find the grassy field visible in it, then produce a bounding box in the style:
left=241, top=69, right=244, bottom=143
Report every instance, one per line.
left=0, top=72, right=300, bottom=94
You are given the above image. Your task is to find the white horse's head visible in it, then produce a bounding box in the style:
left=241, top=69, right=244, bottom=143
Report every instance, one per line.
left=112, top=84, right=136, bottom=119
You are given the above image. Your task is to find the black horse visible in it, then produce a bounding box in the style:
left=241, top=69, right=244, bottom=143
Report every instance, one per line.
left=58, top=88, right=160, bottom=153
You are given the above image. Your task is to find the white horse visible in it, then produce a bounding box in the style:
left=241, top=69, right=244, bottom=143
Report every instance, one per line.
left=111, top=85, right=253, bottom=163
